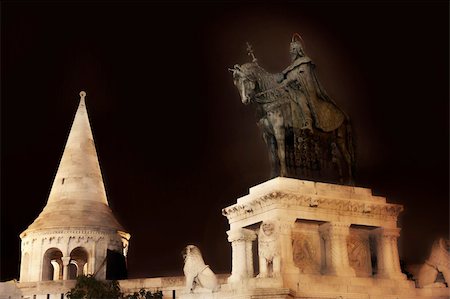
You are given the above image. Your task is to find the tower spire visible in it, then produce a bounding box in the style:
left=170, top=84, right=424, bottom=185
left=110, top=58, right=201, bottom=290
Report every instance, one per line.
left=23, top=91, right=124, bottom=232
left=46, top=90, right=108, bottom=206
left=19, top=91, right=129, bottom=283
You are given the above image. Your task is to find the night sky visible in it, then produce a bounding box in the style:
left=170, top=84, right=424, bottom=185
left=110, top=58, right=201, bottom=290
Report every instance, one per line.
left=1, top=1, right=448, bottom=281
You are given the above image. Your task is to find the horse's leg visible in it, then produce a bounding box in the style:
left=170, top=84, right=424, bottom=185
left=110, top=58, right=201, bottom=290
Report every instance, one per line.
left=265, top=133, right=280, bottom=178
left=258, top=118, right=280, bottom=177
left=336, top=125, right=353, bottom=183
left=268, top=110, right=287, bottom=177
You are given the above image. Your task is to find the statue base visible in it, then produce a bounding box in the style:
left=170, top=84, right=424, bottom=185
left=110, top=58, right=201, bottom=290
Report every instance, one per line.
left=221, top=177, right=448, bottom=298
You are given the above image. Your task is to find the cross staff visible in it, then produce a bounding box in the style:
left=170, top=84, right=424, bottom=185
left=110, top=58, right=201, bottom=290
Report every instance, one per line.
left=246, top=42, right=257, bottom=62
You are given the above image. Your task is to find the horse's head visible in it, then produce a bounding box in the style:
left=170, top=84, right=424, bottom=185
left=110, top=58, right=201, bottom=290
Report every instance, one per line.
left=229, top=63, right=260, bottom=105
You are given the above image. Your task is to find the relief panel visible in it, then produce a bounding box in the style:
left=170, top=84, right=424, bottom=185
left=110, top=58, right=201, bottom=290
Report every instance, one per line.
left=348, top=228, right=372, bottom=277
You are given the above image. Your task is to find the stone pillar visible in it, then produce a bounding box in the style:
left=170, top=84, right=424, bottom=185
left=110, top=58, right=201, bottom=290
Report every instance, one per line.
left=50, top=260, right=61, bottom=280
left=89, top=242, right=96, bottom=275
left=373, top=228, right=406, bottom=280
left=278, top=220, right=300, bottom=274
left=83, top=262, right=88, bottom=276
left=319, top=222, right=355, bottom=277
left=245, top=239, right=254, bottom=278
left=227, top=228, right=257, bottom=284
left=61, top=257, right=71, bottom=280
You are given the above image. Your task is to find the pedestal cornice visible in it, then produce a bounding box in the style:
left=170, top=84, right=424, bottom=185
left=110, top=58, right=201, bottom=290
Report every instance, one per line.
left=222, top=190, right=403, bottom=222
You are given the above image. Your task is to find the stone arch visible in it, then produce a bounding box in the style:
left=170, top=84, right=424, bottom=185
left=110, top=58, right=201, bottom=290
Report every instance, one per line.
left=69, top=246, right=89, bottom=279
left=42, top=247, right=63, bottom=281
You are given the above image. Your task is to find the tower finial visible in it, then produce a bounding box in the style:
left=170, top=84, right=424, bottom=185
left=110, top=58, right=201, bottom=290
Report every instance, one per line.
left=80, top=91, right=86, bottom=99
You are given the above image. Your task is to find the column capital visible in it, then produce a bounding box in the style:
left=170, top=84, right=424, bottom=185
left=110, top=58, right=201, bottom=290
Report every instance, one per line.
left=227, top=228, right=257, bottom=243
left=61, top=257, right=71, bottom=266
left=373, top=227, right=401, bottom=238
left=277, top=219, right=296, bottom=234
left=319, top=222, right=351, bottom=236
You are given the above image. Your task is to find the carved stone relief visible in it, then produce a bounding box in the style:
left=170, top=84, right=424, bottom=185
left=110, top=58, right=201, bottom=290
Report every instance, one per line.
left=292, top=221, right=321, bottom=274
left=347, top=228, right=372, bottom=277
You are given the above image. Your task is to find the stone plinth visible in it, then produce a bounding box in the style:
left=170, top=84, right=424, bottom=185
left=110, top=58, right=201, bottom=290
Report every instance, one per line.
left=222, top=177, right=409, bottom=297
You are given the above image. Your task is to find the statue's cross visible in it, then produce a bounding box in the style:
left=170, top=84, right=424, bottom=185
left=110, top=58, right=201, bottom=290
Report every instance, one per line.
left=246, top=42, right=257, bottom=62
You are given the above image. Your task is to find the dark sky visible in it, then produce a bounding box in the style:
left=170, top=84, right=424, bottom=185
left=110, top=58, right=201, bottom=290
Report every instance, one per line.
left=1, top=1, right=448, bottom=281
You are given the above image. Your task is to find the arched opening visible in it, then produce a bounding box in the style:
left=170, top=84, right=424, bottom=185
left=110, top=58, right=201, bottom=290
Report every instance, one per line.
left=68, top=262, right=78, bottom=279
left=69, top=247, right=88, bottom=279
left=20, top=252, right=30, bottom=281
left=42, top=248, right=63, bottom=281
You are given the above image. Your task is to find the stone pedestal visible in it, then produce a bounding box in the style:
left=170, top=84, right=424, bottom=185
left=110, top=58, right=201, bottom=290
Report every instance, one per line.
left=222, top=177, right=408, bottom=297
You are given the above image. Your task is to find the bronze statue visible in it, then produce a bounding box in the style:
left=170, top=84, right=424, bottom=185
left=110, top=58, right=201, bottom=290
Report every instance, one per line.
left=230, top=35, right=355, bottom=184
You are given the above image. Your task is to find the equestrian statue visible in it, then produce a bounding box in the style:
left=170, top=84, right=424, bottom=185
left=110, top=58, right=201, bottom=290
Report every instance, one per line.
left=230, top=34, right=355, bottom=184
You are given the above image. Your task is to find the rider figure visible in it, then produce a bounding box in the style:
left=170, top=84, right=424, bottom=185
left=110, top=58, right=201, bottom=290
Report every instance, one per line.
left=279, top=33, right=347, bottom=135
left=278, top=34, right=317, bottom=134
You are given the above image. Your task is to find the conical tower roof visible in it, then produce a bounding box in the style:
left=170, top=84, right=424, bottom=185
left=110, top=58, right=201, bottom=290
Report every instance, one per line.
left=22, top=91, right=125, bottom=235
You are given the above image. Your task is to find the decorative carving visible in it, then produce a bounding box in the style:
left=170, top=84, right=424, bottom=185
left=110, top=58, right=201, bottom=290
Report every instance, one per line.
left=362, top=204, right=371, bottom=213
left=293, top=233, right=320, bottom=274
left=182, top=245, right=219, bottom=293
left=230, top=34, right=355, bottom=184
left=308, top=197, right=319, bottom=207
left=222, top=191, right=403, bottom=220
left=347, top=231, right=371, bottom=276
left=227, top=228, right=256, bottom=243
left=257, top=221, right=281, bottom=278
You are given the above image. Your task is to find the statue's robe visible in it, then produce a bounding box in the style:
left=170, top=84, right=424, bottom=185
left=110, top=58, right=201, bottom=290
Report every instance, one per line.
left=282, top=57, right=346, bottom=132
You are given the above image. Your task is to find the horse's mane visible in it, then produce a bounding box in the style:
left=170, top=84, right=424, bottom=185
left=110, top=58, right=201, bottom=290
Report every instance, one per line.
left=240, top=62, right=279, bottom=92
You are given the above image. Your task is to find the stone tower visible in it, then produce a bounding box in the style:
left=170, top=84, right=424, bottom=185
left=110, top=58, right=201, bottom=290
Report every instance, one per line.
left=19, top=91, right=130, bottom=282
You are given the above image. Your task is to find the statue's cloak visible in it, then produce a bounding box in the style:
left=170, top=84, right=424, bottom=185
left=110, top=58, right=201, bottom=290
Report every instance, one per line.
left=282, top=57, right=346, bottom=132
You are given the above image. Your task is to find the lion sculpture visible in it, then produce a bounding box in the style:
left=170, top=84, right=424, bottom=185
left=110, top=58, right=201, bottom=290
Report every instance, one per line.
left=416, top=238, right=450, bottom=288
left=182, top=245, right=219, bottom=293
left=257, top=221, right=281, bottom=278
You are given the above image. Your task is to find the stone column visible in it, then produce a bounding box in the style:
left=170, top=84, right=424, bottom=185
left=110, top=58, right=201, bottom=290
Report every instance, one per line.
left=373, top=228, right=406, bottom=280
left=319, top=222, right=355, bottom=277
left=89, top=242, right=96, bottom=275
left=83, top=263, right=88, bottom=276
left=61, top=257, right=71, bottom=280
left=227, top=228, right=257, bottom=284
left=51, top=260, right=61, bottom=280
left=278, top=220, right=300, bottom=274
left=245, top=239, right=254, bottom=278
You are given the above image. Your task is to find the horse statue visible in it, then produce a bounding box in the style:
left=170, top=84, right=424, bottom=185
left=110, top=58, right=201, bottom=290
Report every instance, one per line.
left=230, top=39, right=355, bottom=184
